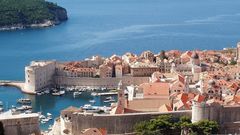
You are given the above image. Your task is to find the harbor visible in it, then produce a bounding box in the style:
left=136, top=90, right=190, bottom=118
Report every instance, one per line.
left=0, top=86, right=117, bottom=131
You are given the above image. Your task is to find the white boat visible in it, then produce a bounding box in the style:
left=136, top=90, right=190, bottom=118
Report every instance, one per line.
left=89, top=100, right=96, bottom=104
left=16, top=105, right=32, bottom=111
left=60, top=90, right=65, bottom=95
left=37, top=92, right=43, bottom=96
left=44, top=89, right=50, bottom=94
left=47, top=113, right=52, bottom=116
left=17, top=98, right=31, bottom=104
left=25, top=110, right=32, bottom=114
left=41, top=121, right=46, bottom=124
left=91, top=92, right=98, bottom=96
left=73, top=92, right=82, bottom=97
left=42, top=118, right=50, bottom=122
left=0, top=101, right=3, bottom=106
left=52, top=92, right=61, bottom=96
left=82, top=104, right=100, bottom=113
left=104, top=97, right=115, bottom=103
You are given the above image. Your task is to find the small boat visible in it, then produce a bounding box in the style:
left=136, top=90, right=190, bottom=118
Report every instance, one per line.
left=73, top=91, right=82, bottom=97
left=42, top=118, right=50, bottom=122
left=17, top=98, right=31, bottom=104
left=47, top=113, right=52, bottom=117
left=25, top=110, right=32, bottom=114
left=104, top=97, right=115, bottom=103
left=91, top=92, right=98, bottom=96
left=0, top=101, right=3, bottom=106
left=37, top=92, right=44, bottom=96
left=52, top=92, right=61, bottom=96
left=89, top=100, right=96, bottom=104
left=41, top=121, right=46, bottom=124
left=82, top=104, right=100, bottom=113
left=39, top=114, right=46, bottom=119
left=48, top=125, right=53, bottom=130
left=16, top=105, right=32, bottom=111
left=60, top=90, right=65, bottom=95
left=105, top=96, right=112, bottom=100
left=44, top=89, right=50, bottom=94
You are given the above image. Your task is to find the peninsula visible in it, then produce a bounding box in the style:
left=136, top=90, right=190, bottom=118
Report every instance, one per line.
left=0, top=0, right=68, bottom=31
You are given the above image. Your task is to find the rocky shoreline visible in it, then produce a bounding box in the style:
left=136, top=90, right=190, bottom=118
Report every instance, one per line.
left=0, top=20, right=56, bottom=31
left=0, top=1, right=68, bottom=31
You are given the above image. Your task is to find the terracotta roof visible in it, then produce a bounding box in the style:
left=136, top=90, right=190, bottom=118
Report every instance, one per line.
left=139, top=82, right=170, bottom=98
left=193, top=94, right=205, bottom=103
left=159, top=104, right=172, bottom=112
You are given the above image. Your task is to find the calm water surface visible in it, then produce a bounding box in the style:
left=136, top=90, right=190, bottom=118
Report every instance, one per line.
left=1, top=0, right=240, bottom=130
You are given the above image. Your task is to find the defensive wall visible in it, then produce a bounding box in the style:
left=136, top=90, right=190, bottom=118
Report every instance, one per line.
left=54, top=76, right=149, bottom=89
left=0, top=113, right=40, bottom=135
left=62, top=111, right=191, bottom=135
left=192, top=103, right=240, bottom=134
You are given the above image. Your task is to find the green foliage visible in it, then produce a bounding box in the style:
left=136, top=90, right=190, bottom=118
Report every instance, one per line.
left=191, top=120, right=219, bottom=135
left=0, top=0, right=63, bottom=26
left=229, top=60, right=237, bottom=65
left=134, top=115, right=219, bottom=135
left=159, top=50, right=168, bottom=60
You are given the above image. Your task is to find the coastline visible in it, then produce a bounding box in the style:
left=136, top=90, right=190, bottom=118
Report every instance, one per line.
left=0, top=20, right=56, bottom=31
left=0, top=80, right=36, bottom=95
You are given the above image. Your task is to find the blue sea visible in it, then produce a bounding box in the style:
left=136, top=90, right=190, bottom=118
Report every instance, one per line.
left=0, top=0, right=240, bottom=130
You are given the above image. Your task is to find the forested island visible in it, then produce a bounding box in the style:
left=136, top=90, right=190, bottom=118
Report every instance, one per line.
left=0, top=0, right=68, bottom=30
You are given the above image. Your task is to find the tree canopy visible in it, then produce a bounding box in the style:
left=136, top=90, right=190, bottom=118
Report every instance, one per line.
left=0, top=0, right=65, bottom=26
left=134, top=115, right=219, bottom=135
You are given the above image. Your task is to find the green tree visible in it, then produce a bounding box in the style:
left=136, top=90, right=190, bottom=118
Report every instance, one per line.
left=134, top=115, right=219, bottom=135
left=192, top=120, right=219, bottom=135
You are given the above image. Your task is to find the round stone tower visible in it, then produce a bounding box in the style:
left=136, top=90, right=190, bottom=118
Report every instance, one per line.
left=192, top=101, right=222, bottom=123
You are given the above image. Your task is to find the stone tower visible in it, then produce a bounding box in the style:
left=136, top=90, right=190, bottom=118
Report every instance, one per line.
left=117, top=80, right=125, bottom=112
left=192, top=101, right=222, bottom=123
left=237, top=42, right=240, bottom=66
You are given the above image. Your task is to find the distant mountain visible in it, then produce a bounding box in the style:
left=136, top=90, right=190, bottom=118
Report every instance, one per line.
left=0, top=0, right=68, bottom=30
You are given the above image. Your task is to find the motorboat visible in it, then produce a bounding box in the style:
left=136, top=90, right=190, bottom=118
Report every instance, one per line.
left=104, top=96, right=115, bottom=103
left=59, top=90, right=65, bottom=95
left=89, top=100, right=96, bottom=104
left=44, top=89, right=50, bottom=94
left=25, top=110, right=32, bottom=114
left=0, top=101, right=3, bottom=106
left=82, top=104, right=100, bottom=113
left=91, top=92, right=98, bottom=96
left=52, top=92, right=61, bottom=96
left=73, top=91, right=82, bottom=97
left=17, top=98, right=31, bottom=104
left=16, top=105, right=32, bottom=111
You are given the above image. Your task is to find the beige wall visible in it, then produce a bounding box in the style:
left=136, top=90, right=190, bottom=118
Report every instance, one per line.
left=55, top=76, right=149, bottom=89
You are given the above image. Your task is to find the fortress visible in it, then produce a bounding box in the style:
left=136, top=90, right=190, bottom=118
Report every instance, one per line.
left=23, top=60, right=149, bottom=94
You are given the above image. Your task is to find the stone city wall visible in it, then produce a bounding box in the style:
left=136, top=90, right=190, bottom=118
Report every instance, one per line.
left=70, top=111, right=191, bottom=135
left=0, top=115, right=40, bottom=135
left=54, top=76, right=149, bottom=88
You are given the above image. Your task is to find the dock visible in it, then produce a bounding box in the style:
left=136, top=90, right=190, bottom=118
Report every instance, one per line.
left=95, top=92, right=118, bottom=96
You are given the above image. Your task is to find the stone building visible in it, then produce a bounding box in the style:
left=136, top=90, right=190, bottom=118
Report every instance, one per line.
left=237, top=42, right=240, bottom=66
left=99, top=64, right=113, bottom=78
left=130, top=62, right=158, bottom=77
left=140, top=50, right=155, bottom=62
left=24, top=60, right=56, bottom=93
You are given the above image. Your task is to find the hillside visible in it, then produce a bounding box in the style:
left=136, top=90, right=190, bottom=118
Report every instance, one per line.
left=0, top=0, right=68, bottom=30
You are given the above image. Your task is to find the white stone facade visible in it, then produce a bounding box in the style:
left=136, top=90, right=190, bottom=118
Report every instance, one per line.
left=24, top=60, right=56, bottom=93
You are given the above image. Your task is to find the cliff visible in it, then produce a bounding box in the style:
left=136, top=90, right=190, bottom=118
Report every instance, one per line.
left=0, top=0, right=68, bottom=30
